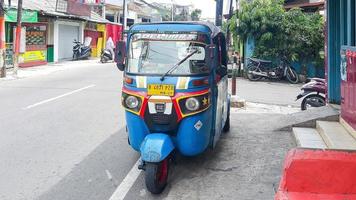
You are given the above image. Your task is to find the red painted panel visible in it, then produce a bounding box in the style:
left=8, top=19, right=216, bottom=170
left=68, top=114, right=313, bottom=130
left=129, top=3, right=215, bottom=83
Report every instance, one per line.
left=84, top=30, right=101, bottom=47
left=106, top=24, right=123, bottom=45
left=342, top=48, right=356, bottom=130
left=275, top=148, right=356, bottom=200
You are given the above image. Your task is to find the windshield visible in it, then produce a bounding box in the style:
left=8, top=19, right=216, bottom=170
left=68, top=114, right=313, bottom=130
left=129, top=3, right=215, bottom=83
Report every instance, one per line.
left=127, top=38, right=208, bottom=75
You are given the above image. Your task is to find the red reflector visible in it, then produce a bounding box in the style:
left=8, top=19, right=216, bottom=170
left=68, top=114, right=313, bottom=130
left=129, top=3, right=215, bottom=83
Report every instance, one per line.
left=192, top=79, right=209, bottom=86
left=193, top=79, right=209, bottom=86
left=124, top=77, right=133, bottom=84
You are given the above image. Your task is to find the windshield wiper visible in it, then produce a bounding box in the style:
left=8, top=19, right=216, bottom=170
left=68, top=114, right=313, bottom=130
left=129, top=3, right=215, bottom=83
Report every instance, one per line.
left=160, top=49, right=198, bottom=81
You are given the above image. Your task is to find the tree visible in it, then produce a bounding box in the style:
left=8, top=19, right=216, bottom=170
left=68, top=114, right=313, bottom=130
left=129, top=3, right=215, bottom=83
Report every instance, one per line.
left=191, top=9, right=202, bottom=21
left=174, top=7, right=190, bottom=21
left=230, top=0, right=325, bottom=71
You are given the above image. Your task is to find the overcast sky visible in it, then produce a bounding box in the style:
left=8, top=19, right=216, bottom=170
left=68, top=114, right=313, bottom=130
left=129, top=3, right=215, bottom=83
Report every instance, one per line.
left=106, top=0, right=217, bottom=19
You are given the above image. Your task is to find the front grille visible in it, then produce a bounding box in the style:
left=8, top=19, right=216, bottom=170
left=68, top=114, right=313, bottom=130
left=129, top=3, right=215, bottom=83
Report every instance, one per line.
left=151, top=113, right=172, bottom=125
left=144, top=106, right=179, bottom=134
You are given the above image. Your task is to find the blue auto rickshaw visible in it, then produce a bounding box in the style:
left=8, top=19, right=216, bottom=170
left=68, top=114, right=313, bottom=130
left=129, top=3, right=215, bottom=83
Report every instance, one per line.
left=116, top=22, right=230, bottom=194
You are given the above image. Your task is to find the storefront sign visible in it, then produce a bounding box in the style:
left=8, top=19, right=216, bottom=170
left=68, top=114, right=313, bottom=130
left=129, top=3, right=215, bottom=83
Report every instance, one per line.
left=5, top=9, right=38, bottom=23
left=21, top=50, right=47, bottom=63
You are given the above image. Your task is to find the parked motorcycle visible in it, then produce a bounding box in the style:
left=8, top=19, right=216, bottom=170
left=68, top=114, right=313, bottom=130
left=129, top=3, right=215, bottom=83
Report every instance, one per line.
left=100, top=48, right=113, bottom=63
left=296, top=78, right=326, bottom=110
left=72, top=39, right=92, bottom=60
left=246, top=57, right=299, bottom=84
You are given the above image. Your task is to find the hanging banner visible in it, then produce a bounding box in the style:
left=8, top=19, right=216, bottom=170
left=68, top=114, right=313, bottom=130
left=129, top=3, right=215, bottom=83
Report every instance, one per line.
left=5, top=9, right=38, bottom=23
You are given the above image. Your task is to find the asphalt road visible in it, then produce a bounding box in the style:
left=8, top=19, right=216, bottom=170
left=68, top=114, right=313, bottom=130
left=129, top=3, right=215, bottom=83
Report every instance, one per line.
left=234, top=78, right=303, bottom=107
left=0, top=63, right=139, bottom=200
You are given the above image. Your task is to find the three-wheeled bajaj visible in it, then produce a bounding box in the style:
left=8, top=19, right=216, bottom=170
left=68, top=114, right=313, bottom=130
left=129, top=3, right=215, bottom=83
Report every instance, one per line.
left=116, top=22, right=230, bottom=194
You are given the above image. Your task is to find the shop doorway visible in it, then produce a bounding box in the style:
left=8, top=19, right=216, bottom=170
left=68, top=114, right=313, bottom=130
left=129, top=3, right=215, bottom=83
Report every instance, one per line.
left=58, top=24, right=79, bottom=60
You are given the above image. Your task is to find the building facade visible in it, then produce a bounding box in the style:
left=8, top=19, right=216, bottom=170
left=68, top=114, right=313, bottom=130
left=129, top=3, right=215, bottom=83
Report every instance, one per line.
left=3, top=0, right=118, bottom=66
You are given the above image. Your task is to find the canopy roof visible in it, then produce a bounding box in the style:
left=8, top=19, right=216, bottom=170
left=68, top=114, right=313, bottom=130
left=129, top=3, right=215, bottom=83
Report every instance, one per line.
left=129, top=21, right=223, bottom=38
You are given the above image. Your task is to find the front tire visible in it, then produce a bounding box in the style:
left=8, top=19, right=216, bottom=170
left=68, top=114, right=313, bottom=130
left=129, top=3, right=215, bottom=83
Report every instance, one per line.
left=72, top=53, right=78, bottom=61
left=301, top=94, right=326, bottom=110
left=145, top=159, right=169, bottom=194
left=247, top=65, right=263, bottom=81
left=286, top=68, right=299, bottom=84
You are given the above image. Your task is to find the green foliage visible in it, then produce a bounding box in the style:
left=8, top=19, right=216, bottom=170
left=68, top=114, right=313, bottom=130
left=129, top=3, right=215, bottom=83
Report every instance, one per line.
left=191, top=9, right=202, bottom=21
left=230, top=0, right=325, bottom=70
left=228, top=11, right=240, bottom=51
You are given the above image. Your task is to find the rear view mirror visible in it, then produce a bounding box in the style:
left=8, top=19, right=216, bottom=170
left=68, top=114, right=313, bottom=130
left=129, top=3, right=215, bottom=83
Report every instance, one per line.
left=205, top=44, right=215, bottom=67
left=116, top=41, right=127, bottom=71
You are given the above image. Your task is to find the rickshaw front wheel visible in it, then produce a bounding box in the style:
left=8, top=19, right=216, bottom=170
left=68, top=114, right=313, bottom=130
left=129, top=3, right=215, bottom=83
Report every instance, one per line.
left=145, top=158, right=169, bottom=194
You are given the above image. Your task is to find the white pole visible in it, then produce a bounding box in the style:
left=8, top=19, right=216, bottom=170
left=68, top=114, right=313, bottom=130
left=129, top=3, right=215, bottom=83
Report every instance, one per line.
left=171, top=0, right=174, bottom=21
left=123, top=0, right=127, bottom=30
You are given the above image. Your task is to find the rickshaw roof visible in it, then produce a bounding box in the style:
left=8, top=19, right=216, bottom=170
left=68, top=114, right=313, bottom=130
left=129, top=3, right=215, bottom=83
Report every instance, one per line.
left=129, top=22, right=223, bottom=38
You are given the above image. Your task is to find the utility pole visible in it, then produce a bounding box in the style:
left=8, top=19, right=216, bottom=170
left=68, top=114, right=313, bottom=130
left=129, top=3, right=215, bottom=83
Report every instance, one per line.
left=13, top=0, right=22, bottom=76
left=0, top=0, right=6, bottom=78
left=215, top=0, right=223, bottom=27
left=121, top=0, right=127, bottom=40
left=226, top=0, right=237, bottom=96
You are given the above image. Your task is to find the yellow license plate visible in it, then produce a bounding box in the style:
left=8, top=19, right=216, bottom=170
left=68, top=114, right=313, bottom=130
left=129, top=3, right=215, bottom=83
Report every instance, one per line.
left=147, top=84, right=175, bottom=96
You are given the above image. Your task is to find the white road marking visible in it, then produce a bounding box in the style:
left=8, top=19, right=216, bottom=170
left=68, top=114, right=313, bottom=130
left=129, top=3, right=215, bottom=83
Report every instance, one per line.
left=109, top=159, right=141, bottom=200
left=24, top=84, right=96, bottom=109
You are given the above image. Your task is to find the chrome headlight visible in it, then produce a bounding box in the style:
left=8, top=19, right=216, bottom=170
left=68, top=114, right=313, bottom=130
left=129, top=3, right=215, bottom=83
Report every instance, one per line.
left=179, top=92, right=211, bottom=117
left=125, top=95, right=139, bottom=109
left=185, top=97, right=200, bottom=111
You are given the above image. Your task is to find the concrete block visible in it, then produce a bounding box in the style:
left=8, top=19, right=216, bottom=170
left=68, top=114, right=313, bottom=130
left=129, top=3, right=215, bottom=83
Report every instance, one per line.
left=292, top=127, right=327, bottom=149
left=317, top=121, right=356, bottom=150
left=230, top=95, right=245, bottom=108
left=275, top=148, right=356, bottom=200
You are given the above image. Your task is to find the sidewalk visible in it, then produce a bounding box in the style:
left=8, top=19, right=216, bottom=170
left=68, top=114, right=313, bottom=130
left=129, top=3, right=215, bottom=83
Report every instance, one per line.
left=0, top=59, right=105, bottom=81
left=125, top=104, right=298, bottom=200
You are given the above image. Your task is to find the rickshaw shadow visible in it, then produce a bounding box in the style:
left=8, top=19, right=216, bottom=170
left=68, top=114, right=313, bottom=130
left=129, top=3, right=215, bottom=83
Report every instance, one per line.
left=164, top=133, right=235, bottom=192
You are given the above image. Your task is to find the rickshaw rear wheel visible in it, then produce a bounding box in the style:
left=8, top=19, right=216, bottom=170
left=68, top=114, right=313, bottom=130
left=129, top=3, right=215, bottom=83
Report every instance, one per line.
left=145, top=159, right=169, bottom=194
left=223, top=108, right=230, bottom=132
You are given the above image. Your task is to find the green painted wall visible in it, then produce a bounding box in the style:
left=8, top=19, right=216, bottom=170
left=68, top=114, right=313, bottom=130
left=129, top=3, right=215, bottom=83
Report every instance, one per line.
left=47, top=46, right=54, bottom=63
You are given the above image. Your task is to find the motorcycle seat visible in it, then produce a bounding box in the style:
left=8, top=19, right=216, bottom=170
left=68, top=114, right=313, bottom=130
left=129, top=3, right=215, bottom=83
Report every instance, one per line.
left=307, top=78, right=326, bottom=84
left=249, top=58, right=272, bottom=64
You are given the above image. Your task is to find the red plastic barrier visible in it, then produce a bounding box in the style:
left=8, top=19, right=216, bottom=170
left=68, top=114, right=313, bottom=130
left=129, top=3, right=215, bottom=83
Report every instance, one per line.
left=275, top=148, right=356, bottom=200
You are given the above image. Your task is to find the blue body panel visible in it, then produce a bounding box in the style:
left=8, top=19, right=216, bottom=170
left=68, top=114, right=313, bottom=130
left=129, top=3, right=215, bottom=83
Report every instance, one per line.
left=140, top=134, right=175, bottom=162
left=126, top=111, right=150, bottom=151
left=126, top=108, right=213, bottom=157
left=175, top=108, right=213, bottom=156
